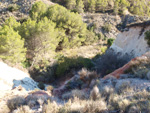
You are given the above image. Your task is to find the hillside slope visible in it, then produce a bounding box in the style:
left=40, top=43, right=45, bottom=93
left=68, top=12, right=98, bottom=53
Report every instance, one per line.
left=0, top=0, right=54, bottom=24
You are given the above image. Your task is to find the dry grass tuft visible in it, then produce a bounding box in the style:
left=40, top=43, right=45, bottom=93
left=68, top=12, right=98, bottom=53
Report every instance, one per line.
left=43, top=96, right=107, bottom=113
left=13, top=105, right=34, bottom=113
left=81, top=100, right=108, bottom=113
left=46, top=85, right=54, bottom=92
left=116, top=81, right=133, bottom=94
left=62, top=89, right=87, bottom=100
left=90, top=86, right=100, bottom=101
left=71, top=89, right=87, bottom=99
left=101, top=86, right=114, bottom=97
left=42, top=100, right=59, bottom=113
left=78, top=68, right=98, bottom=86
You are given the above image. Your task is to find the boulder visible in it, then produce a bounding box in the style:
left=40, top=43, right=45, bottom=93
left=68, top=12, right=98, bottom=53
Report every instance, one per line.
left=0, top=61, right=38, bottom=91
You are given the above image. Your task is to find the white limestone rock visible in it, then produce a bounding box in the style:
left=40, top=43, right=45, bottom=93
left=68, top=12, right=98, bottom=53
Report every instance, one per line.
left=0, top=61, right=38, bottom=91
left=110, top=26, right=150, bottom=58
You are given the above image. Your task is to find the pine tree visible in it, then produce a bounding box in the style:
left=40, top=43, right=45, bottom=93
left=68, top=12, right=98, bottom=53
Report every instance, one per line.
left=19, top=18, right=59, bottom=64
left=76, top=0, right=84, bottom=13
left=29, top=1, right=47, bottom=21
left=4, top=17, right=20, bottom=31
left=46, top=5, right=87, bottom=48
left=113, top=0, right=119, bottom=14
left=0, top=26, right=26, bottom=64
left=96, top=0, right=108, bottom=12
left=88, top=0, right=96, bottom=13
left=65, top=0, right=76, bottom=10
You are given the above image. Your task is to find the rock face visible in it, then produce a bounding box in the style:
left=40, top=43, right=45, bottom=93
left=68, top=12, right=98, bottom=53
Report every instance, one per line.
left=0, top=61, right=38, bottom=90
left=111, top=24, right=150, bottom=58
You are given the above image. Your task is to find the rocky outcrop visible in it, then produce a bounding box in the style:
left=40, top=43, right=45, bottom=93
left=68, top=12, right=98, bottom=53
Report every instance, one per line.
left=111, top=21, right=150, bottom=58
left=0, top=61, right=38, bottom=90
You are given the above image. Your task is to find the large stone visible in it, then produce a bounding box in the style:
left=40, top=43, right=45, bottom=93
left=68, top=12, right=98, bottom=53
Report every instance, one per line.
left=0, top=61, right=38, bottom=91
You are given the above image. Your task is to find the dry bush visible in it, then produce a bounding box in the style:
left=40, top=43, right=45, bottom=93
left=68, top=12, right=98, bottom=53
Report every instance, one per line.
left=26, top=95, right=49, bottom=108
left=60, top=97, right=107, bottom=113
left=7, top=96, right=25, bottom=111
left=62, top=89, right=87, bottom=100
left=62, top=92, right=72, bottom=100
left=133, top=90, right=150, bottom=100
left=27, top=100, right=36, bottom=108
left=13, top=105, right=34, bottom=113
left=108, top=93, right=120, bottom=110
left=116, top=81, right=133, bottom=94
left=43, top=96, right=108, bottom=113
left=46, top=85, right=54, bottom=92
left=118, top=99, right=131, bottom=112
left=81, top=100, right=108, bottom=113
left=127, top=105, right=140, bottom=113
left=125, top=57, right=150, bottom=79
left=97, top=50, right=131, bottom=76
left=108, top=89, right=150, bottom=112
left=108, top=94, right=131, bottom=111
left=101, top=86, right=114, bottom=98
left=78, top=68, right=98, bottom=86
left=71, top=89, right=87, bottom=99
left=90, top=86, right=100, bottom=101
left=42, top=100, right=59, bottom=113
left=58, top=100, right=72, bottom=113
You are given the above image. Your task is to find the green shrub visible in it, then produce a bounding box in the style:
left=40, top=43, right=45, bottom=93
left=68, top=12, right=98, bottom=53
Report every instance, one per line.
left=145, top=31, right=150, bottom=46
left=38, top=82, right=45, bottom=90
left=107, top=38, right=115, bottom=46
left=4, top=17, right=21, bottom=31
left=102, top=23, right=112, bottom=33
left=22, top=59, right=31, bottom=68
left=29, top=1, right=47, bottom=21
left=101, top=46, right=107, bottom=53
left=97, top=32, right=105, bottom=40
left=84, top=30, right=98, bottom=45
left=8, top=4, right=20, bottom=12
left=56, top=56, right=94, bottom=78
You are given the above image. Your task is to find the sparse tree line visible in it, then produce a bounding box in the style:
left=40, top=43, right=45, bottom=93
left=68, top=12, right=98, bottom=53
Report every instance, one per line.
left=52, top=0, right=150, bottom=16
left=0, top=1, right=98, bottom=68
